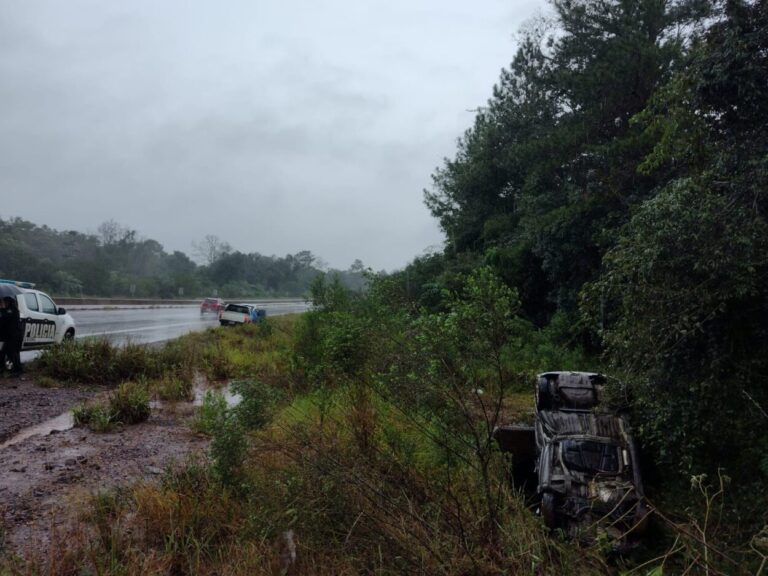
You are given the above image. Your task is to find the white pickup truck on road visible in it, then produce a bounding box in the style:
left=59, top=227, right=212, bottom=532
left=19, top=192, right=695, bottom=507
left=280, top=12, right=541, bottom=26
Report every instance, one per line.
left=218, top=303, right=254, bottom=326
left=218, top=303, right=267, bottom=326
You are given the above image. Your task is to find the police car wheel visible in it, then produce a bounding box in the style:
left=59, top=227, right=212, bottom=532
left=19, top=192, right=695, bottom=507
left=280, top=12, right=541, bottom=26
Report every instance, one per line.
left=64, top=329, right=75, bottom=341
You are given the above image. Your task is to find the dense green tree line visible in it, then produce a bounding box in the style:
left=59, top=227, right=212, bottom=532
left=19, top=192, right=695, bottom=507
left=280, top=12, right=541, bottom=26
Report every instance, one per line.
left=0, top=217, right=366, bottom=298
left=399, top=0, right=767, bottom=522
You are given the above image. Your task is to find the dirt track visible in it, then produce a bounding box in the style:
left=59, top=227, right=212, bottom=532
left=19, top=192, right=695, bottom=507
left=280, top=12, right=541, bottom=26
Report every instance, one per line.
left=0, top=376, right=210, bottom=559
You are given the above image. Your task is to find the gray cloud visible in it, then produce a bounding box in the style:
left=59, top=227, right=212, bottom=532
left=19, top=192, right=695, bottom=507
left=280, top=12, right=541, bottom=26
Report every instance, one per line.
left=0, top=0, right=543, bottom=270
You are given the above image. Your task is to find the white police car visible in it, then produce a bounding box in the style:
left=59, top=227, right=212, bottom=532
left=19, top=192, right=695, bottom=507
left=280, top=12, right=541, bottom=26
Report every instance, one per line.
left=0, top=280, right=76, bottom=350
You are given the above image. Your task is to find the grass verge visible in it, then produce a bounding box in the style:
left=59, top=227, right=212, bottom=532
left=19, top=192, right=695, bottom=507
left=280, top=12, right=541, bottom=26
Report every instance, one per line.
left=73, top=381, right=151, bottom=432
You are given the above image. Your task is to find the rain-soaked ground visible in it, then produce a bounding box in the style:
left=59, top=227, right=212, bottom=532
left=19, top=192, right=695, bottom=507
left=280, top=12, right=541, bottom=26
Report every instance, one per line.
left=3, top=305, right=305, bottom=558
left=0, top=378, right=239, bottom=450
left=0, top=373, right=235, bottom=558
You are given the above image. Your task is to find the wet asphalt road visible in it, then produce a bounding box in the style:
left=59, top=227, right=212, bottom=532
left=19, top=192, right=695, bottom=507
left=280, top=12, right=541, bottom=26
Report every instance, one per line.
left=71, top=301, right=309, bottom=345
left=20, top=301, right=309, bottom=362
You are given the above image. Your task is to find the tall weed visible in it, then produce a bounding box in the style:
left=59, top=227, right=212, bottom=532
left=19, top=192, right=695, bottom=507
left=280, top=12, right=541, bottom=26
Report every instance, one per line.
left=191, top=389, right=228, bottom=435
left=210, top=415, right=248, bottom=489
left=73, top=381, right=151, bottom=432
left=152, top=373, right=194, bottom=402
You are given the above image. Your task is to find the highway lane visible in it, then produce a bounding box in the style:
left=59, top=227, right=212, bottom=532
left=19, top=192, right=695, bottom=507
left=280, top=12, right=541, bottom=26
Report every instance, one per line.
left=20, top=301, right=310, bottom=362
left=73, top=307, right=219, bottom=346
left=71, top=301, right=310, bottom=345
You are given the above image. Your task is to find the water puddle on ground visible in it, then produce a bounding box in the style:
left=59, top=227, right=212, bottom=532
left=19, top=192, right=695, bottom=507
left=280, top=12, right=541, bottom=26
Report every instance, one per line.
left=1, top=376, right=240, bottom=451
left=192, top=381, right=241, bottom=407
left=150, top=378, right=241, bottom=410
left=0, top=411, right=74, bottom=450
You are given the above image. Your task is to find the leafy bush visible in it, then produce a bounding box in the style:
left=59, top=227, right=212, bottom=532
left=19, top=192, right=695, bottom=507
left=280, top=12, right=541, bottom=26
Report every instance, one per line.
left=191, top=380, right=283, bottom=489
left=191, top=390, right=228, bottom=435
left=230, top=379, right=283, bottom=430
left=36, top=339, right=115, bottom=385
left=585, top=179, right=768, bottom=477
left=210, top=415, right=248, bottom=489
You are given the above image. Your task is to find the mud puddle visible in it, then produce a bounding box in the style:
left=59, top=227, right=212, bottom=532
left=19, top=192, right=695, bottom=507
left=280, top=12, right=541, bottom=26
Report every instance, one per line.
left=0, top=378, right=91, bottom=444
left=149, top=379, right=241, bottom=409
left=0, top=411, right=74, bottom=450
left=1, top=379, right=239, bottom=452
left=0, top=374, right=218, bottom=559
left=193, top=380, right=241, bottom=406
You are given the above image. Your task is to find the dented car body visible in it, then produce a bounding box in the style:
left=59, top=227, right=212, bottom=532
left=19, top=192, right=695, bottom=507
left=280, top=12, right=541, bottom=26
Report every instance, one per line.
left=497, top=371, right=648, bottom=545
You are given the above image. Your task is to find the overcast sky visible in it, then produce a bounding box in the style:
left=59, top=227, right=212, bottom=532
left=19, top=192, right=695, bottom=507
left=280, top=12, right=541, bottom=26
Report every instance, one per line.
left=1, top=0, right=544, bottom=271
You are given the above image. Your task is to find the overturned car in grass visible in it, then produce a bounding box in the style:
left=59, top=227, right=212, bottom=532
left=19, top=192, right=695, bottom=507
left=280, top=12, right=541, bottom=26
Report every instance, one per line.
left=495, top=372, right=649, bottom=546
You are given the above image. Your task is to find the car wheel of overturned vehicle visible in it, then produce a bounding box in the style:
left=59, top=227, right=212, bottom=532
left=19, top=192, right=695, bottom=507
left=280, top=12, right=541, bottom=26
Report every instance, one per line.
left=541, top=491, right=559, bottom=530
left=536, top=375, right=553, bottom=410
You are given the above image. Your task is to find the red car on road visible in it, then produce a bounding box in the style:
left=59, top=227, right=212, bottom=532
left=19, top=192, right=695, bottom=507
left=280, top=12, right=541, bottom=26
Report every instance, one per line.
left=200, top=297, right=225, bottom=315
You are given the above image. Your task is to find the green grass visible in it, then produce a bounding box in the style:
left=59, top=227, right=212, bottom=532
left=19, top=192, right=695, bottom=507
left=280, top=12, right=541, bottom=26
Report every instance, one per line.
left=35, top=375, right=61, bottom=389
left=190, top=390, right=228, bottom=435
left=151, top=373, right=194, bottom=402
left=32, top=318, right=296, bottom=390
left=5, top=314, right=627, bottom=575
left=110, top=381, right=151, bottom=424
left=72, top=381, right=151, bottom=432
left=72, top=403, right=114, bottom=432
left=35, top=339, right=187, bottom=386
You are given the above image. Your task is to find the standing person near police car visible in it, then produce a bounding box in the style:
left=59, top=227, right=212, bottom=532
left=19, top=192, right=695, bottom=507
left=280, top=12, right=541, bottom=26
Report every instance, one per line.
left=0, top=297, right=8, bottom=375
left=0, top=296, right=23, bottom=376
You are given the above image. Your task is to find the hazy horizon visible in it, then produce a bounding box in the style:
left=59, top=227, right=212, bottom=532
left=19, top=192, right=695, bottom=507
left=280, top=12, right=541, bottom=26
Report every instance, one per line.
left=1, top=0, right=545, bottom=271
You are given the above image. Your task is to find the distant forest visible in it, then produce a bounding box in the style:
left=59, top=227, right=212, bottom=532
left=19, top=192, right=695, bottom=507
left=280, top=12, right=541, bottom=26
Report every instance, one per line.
left=0, top=217, right=367, bottom=298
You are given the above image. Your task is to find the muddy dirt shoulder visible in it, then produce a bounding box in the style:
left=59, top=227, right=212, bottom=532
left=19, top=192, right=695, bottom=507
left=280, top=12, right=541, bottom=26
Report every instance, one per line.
left=0, top=399, right=210, bottom=558
left=0, top=377, right=94, bottom=444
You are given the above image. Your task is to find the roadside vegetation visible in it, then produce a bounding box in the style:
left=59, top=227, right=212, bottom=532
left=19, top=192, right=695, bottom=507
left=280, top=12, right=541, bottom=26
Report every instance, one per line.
left=7, top=267, right=764, bottom=574
left=7, top=279, right=612, bottom=575
left=35, top=339, right=193, bottom=386
left=73, top=382, right=151, bottom=433
left=33, top=318, right=294, bottom=394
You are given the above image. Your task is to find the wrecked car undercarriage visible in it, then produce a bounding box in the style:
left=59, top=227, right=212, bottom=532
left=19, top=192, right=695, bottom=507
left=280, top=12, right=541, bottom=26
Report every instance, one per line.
left=496, top=371, right=649, bottom=547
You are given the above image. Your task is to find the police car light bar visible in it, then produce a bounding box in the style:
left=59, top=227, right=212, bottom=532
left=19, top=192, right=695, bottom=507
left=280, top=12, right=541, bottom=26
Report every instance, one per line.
left=0, top=279, right=36, bottom=289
